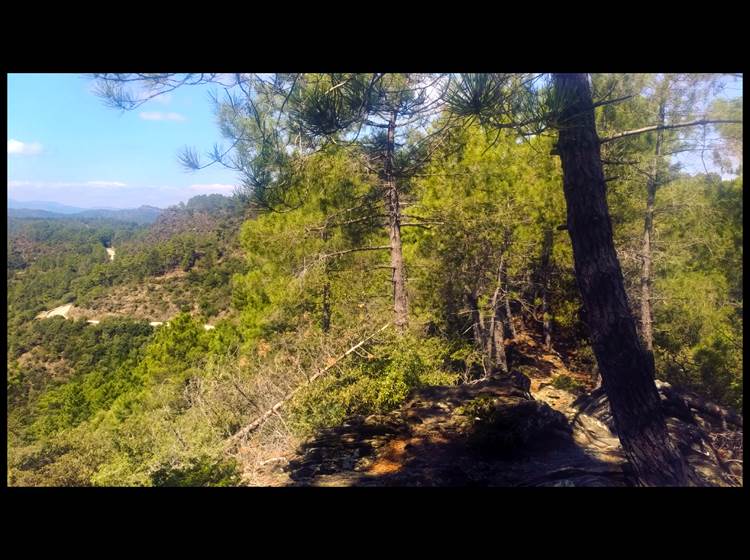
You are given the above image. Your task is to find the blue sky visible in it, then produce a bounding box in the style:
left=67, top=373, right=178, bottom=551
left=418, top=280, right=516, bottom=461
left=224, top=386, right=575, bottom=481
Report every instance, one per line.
left=7, top=73, right=742, bottom=209
left=8, top=73, right=240, bottom=208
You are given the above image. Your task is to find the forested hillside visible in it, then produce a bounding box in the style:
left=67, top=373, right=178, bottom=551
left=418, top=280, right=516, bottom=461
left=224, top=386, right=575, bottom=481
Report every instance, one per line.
left=6, top=73, right=742, bottom=487
left=7, top=204, right=163, bottom=223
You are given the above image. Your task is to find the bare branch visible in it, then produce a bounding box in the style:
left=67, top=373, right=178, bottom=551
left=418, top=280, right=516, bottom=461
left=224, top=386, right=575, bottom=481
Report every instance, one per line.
left=320, top=245, right=392, bottom=259
left=601, top=119, right=743, bottom=144
left=592, top=94, right=635, bottom=109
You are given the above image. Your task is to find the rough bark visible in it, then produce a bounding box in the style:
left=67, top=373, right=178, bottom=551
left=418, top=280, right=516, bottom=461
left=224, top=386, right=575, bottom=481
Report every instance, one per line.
left=552, top=73, right=695, bottom=486
left=384, top=110, right=408, bottom=331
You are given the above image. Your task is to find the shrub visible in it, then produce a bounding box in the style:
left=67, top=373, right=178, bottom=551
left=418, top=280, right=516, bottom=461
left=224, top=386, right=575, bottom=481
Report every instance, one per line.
left=290, top=334, right=456, bottom=435
left=458, top=396, right=570, bottom=457
left=550, top=374, right=586, bottom=394
left=150, top=456, right=242, bottom=487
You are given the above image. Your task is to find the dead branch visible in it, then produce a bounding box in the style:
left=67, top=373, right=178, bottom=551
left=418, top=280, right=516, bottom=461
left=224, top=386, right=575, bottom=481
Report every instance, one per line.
left=320, top=245, right=391, bottom=259
left=226, top=323, right=391, bottom=446
left=600, top=119, right=743, bottom=144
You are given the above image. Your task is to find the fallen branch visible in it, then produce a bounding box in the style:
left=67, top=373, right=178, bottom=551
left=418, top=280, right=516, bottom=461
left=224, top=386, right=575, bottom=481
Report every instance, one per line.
left=227, top=323, right=391, bottom=447
left=258, top=456, right=288, bottom=466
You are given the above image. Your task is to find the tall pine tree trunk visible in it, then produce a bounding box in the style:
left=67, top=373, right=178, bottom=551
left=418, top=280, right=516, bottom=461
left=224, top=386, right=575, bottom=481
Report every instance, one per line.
left=640, top=101, right=665, bottom=353
left=540, top=226, right=554, bottom=350
left=385, top=110, right=408, bottom=331
left=552, top=73, right=694, bottom=486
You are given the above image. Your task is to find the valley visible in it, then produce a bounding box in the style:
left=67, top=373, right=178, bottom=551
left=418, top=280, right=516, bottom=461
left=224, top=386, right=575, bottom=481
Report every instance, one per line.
left=6, top=72, right=743, bottom=488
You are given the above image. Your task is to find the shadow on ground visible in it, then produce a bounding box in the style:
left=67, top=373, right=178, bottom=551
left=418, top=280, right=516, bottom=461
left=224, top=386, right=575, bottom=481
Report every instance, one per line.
left=284, top=372, right=630, bottom=487
left=275, top=330, right=741, bottom=487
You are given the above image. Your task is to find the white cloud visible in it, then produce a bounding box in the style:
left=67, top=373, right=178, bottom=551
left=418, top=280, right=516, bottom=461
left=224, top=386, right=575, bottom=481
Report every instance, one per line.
left=8, top=139, right=43, bottom=156
left=139, top=111, right=186, bottom=122
left=188, top=183, right=236, bottom=194
left=152, top=93, right=173, bottom=105
left=86, top=181, right=127, bottom=188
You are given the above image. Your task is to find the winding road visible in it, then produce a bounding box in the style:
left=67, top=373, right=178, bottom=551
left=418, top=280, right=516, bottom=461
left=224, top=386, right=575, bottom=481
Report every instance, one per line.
left=34, top=244, right=216, bottom=330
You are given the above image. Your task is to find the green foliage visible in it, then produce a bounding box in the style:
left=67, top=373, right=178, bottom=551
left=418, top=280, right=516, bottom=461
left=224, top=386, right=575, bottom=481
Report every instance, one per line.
left=650, top=176, right=743, bottom=408
left=410, top=121, right=577, bottom=349
left=290, top=334, right=457, bottom=435
left=589, top=74, right=743, bottom=409
left=231, top=146, right=383, bottom=345
left=138, top=313, right=211, bottom=384
left=18, top=318, right=154, bottom=438
left=550, top=374, right=587, bottom=394
left=456, top=395, right=496, bottom=419
left=151, top=456, right=242, bottom=487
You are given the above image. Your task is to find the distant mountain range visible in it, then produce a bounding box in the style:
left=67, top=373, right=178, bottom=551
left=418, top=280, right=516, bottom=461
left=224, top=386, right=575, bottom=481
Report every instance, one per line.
left=8, top=199, right=91, bottom=214
left=8, top=199, right=164, bottom=224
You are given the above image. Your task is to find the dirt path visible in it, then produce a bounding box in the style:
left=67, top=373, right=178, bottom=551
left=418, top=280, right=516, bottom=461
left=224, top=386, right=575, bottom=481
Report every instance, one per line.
left=36, top=304, right=215, bottom=331
left=35, top=303, right=73, bottom=319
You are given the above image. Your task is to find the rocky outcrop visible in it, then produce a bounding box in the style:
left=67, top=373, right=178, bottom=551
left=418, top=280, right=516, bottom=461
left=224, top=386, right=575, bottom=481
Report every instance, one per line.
left=281, top=370, right=741, bottom=487
left=285, top=372, right=629, bottom=487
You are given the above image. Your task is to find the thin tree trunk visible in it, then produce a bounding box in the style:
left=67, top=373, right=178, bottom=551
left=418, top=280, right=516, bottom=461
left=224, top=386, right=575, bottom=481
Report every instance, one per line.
left=540, top=226, right=554, bottom=350
left=517, top=268, right=533, bottom=333
left=640, top=101, right=665, bottom=353
left=499, top=246, right=517, bottom=339
left=503, top=289, right=516, bottom=339
left=321, top=229, right=331, bottom=333
left=591, top=358, right=602, bottom=389
left=384, top=110, right=408, bottom=331
left=490, top=318, right=508, bottom=374
left=552, top=73, right=695, bottom=487
left=321, top=281, right=331, bottom=333
left=488, top=264, right=509, bottom=374
left=467, top=292, right=490, bottom=377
